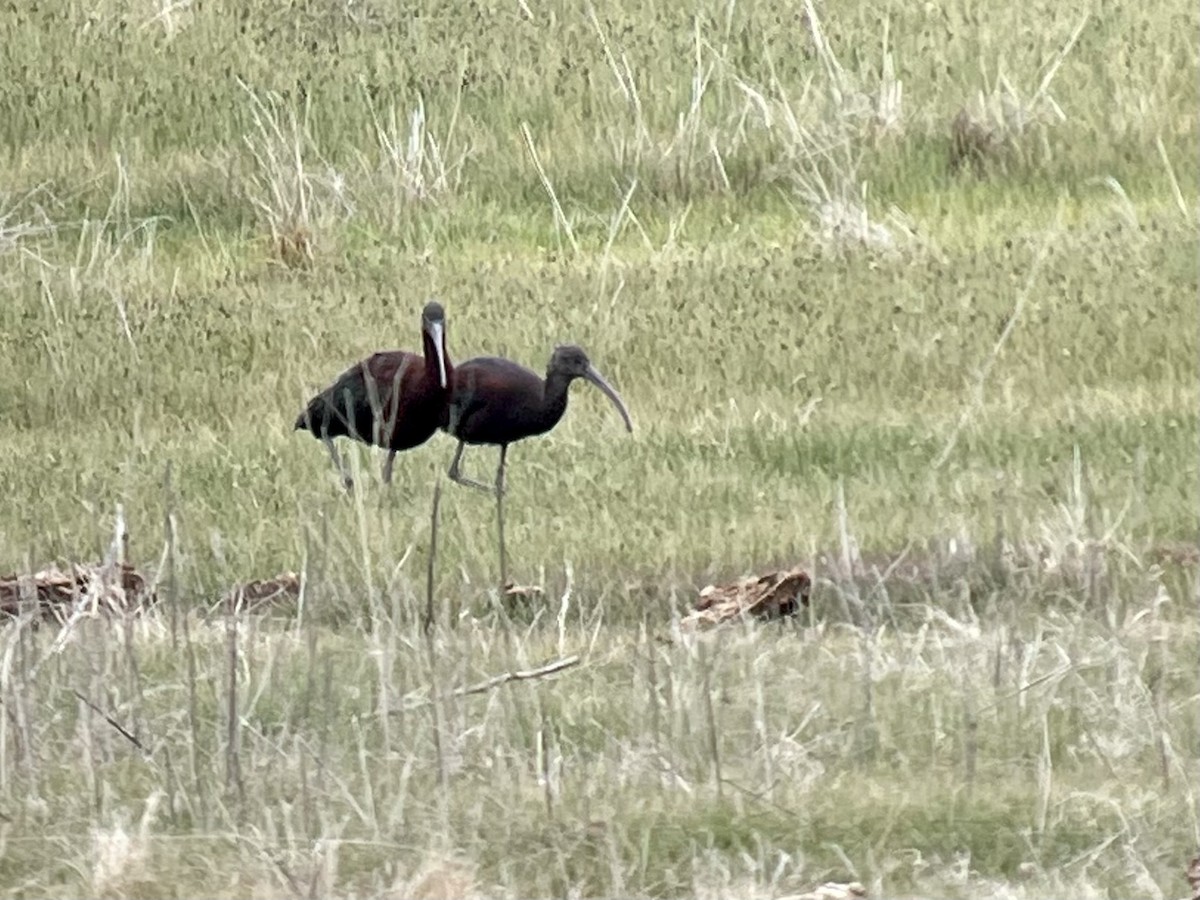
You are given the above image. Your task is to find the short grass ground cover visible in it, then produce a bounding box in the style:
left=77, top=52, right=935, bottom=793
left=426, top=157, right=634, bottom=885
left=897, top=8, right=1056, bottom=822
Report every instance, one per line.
left=0, top=0, right=1196, bottom=896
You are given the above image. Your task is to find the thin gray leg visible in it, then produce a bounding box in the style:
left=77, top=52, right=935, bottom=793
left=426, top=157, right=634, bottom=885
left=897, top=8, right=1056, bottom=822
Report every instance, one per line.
left=324, top=437, right=354, bottom=492
left=447, top=441, right=492, bottom=494
left=495, top=445, right=508, bottom=589
left=381, top=449, right=397, bottom=485
left=493, top=445, right=508, bottom=499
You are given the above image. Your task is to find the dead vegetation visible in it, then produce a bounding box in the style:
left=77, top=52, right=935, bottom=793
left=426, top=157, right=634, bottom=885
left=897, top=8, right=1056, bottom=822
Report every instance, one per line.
left=0, top=562, right=155, bottom=623
left=221, top=570, right=302, bottom=615
left=9, top=533, right=1192, bottom=634
left=949, top=106, right=1004, bottom=174
left=0, top=564, right=309, bottom=624
left=946, top=88, right=1060, bottom=176
left=503, top=580, right=544, bottom=603
left=947, top=15, right=1088, bottom=176
left=682, top=566, right=812, bottom=631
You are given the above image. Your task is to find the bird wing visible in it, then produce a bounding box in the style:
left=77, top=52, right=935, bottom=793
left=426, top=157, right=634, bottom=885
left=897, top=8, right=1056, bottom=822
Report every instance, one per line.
left=446, top=357, right=540, bottom=437
left=300, top=350, right=420, bottom=440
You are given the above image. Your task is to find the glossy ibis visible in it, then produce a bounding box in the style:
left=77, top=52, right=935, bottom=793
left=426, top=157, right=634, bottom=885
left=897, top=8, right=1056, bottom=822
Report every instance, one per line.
left=441, top=344, right=633, bottom=584
left=294, top=300, right=451, bottom=490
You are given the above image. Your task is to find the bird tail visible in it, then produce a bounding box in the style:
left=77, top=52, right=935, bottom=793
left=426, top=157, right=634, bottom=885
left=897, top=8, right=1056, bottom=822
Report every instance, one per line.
left=295, top=394, right=351, bottom=438
left=294, top=397, right=321, bottom=432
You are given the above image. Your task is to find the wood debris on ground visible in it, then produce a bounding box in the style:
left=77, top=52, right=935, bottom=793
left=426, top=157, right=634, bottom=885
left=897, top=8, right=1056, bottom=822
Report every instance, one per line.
left=681, top=566, right=812, bottom=631
left=0, top=562, right=154, bottom=623
left=1151, top=540, right=1200, bottom=568
left=795, top=882, right=867, bottom=900
left=949, top=106, right=1001, bottom=173
left=222, top=571, right=302, bottom=614
left=503, top=581, right=544, bottom=603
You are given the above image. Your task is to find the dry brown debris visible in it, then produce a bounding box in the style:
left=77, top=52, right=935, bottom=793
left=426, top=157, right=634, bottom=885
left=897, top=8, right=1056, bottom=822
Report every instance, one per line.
left=1187, top=853, right=1200, bottom=900
left=682, top=566, right=812, bottom=631
left=949, top=106, right=1001, bottom=174
left=0, top=562, right=154, bottom=623
left=501, top=581, right=545, bottom=615
left=1151, top=541, right=1200, bottom=568
left=276, top=227, right=314, bottom=269
left=225, top=571, right=302, bottom=614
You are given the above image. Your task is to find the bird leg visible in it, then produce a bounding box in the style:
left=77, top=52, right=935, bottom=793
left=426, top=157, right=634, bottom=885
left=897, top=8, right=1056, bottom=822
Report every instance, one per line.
left=324, top=437, right=354, bottom=492
left=494, top=445, right=508, bottom=498
left=447, top=441, right=493, bottom=494
left=381, top=450, right=397, bottom=485
left=494, top=445, right=508, bottom=592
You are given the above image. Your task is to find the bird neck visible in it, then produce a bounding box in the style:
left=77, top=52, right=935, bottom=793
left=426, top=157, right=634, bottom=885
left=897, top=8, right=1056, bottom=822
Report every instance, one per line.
left=421, top=329, right=450, bottom=382
left=539, top=369, right=573, bottom=426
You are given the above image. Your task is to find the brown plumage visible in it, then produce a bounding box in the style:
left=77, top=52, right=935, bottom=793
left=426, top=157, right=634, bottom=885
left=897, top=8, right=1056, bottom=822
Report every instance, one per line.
left=440, top=344, right=633, bottom=583
left=295, top=300, right=452, bottom=490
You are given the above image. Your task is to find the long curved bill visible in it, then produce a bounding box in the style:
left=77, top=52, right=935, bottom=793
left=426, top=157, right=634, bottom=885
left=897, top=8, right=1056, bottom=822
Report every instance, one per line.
left=584, top=365, right=634, bottom=432
left=427, top=321, right=448, bottom=388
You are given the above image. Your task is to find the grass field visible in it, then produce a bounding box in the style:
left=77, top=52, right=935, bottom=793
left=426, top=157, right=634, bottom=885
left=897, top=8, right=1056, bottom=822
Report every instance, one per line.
left=0, top=0, right=1197, bottom=896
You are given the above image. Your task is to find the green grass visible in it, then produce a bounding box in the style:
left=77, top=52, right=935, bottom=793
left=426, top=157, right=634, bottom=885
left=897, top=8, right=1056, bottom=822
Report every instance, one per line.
left=0, top=0, right=1197, bottom=896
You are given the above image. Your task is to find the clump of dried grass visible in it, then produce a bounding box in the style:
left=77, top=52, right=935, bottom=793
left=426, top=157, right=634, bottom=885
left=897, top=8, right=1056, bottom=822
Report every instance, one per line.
left=237, top=79, right=352, bottom=269
left=682, top=566, right=812, bottom=631
left=386, top=854, right=483, bottom=900
left=0, top=561, right=155, bottom=624
left=728, top=0, right=916, bottom=255
left=949, top=15, right=1089, bottom=175
left=90, top=791, right=164, bottom=898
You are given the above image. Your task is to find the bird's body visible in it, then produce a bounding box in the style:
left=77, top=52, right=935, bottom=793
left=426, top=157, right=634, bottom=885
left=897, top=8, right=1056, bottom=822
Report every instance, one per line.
left=440, top=344, right=633, bottom=585
left=295, top=348, right=446, bottom=450
left=295, top=301, right=451, bottom=489
left=444, top=356, right=572, bottom=446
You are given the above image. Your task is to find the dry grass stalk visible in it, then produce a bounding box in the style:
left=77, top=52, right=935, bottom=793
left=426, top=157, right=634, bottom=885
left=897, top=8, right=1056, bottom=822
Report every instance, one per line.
left=947, top=11, right=1087, bottom=178
left=796, top=883, right=867, bottom=900
left=389, top=653, right=581, bottom=712
left=455, top=654, right=580, bottom=698
left=682, top=566, right=812, bottom=631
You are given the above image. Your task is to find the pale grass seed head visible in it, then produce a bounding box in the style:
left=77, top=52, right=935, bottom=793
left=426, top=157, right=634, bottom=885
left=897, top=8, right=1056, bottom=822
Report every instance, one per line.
left=388, top=853, right=484, bottom=900
left=90, top=789, right=164, bottom=897
left=360, top=89, right=470, bottom=224
left=238, top=79, right=351, bottom=267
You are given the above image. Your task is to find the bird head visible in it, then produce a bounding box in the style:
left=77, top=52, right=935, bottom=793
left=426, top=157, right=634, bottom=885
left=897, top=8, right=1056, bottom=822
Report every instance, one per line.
left=550, top=345, right=634, bottom=433
left=421, top=301, right=448, bottom=388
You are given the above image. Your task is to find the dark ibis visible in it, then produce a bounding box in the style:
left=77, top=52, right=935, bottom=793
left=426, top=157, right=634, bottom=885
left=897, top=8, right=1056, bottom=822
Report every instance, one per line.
left=441, top=344, right=633, bottom=584
left=294, top=300, right=452, bottom=490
